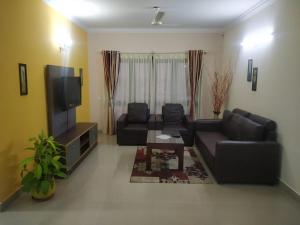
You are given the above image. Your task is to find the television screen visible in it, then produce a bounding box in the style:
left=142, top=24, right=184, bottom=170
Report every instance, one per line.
left=60, top=76, right=81, bottom=110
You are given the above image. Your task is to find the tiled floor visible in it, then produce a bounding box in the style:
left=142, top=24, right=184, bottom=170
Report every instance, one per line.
left=1, top=134, right=300, bottom=225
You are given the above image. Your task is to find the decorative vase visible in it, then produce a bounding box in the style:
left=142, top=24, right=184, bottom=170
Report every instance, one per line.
left=31, top=178, right=56, bottom=201
left=213, top=111, right=221, bottom=119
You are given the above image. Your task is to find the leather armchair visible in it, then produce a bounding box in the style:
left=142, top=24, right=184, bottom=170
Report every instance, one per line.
left=156, top=104, right=194, bottom=146
left=117, top=103, right=155, bottom=146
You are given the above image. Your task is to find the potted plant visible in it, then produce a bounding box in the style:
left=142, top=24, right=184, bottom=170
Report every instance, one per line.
left=209, top=66, right=233, bottom=119
left=20, top=131, right=66, bottom=200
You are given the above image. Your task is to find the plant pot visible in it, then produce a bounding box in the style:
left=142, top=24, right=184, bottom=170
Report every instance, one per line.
left=31, top=178, right=56, bottom=201
left=213, top=111, right=221, bottom=119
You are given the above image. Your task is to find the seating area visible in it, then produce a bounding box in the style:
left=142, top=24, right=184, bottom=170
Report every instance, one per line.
left=117, top=105, right=280, bottom=184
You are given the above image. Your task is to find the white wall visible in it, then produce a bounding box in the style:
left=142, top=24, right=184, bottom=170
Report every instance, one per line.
left=223, top=0, right=300, bottom=194
left=88, top=32, right=224, bottom=132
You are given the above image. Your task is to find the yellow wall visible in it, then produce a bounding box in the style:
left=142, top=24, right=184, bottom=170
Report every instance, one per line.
left=0, top=0, right=90, bottom=201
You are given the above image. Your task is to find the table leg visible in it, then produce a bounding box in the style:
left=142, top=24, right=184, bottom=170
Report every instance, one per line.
left=177, top=147, right=184, bottom=171
left=146, top=146, right=152, bottom=171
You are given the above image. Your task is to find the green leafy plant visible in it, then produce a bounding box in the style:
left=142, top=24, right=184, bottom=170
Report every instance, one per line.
left=20, top=131, right=66, bottom=195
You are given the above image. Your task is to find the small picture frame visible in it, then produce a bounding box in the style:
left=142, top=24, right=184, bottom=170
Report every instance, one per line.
left=247, top=59, right=253, bottom=81
left=252, top=67, right=258, bottom=91
left=79, top=68, right=83, bottom=86
left=18, top=63, right=28, bottom=95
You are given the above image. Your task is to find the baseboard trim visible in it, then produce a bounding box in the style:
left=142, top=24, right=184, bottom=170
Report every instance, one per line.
left=0, top=188, right=21, bottom=212
left=279, top=179, right=300, bottom=201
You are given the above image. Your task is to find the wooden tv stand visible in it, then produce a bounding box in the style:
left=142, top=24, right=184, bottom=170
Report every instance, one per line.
left=55, top=123, right=98, bottom=174
left=45, top=66, right=97, bottom=174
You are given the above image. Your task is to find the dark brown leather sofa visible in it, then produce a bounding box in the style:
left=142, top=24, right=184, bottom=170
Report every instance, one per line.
left=117, top=103, right=155, bottom=145
left=195, top=108, right=280, bottom=184
left=156, top=104, right=194, bottom=146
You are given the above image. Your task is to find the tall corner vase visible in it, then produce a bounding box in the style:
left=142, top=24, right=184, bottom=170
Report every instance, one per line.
left=213, top=111, right=221, bottom=119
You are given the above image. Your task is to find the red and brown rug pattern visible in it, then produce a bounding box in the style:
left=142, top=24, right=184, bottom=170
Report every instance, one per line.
left=130, top=147, right=212, bottom=184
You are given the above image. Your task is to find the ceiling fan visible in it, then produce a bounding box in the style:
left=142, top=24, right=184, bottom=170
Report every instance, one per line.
left=151, top=6, right=165, bottom=25
left=151, top=6, right=179, bottom=27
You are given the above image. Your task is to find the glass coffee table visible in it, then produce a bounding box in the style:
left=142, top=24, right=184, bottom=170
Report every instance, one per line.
left=146, top=130, right=184, bottom=171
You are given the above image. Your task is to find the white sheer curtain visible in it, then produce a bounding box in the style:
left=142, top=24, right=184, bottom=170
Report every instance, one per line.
left=114, top=52, right=189, bottom=119
left=153, top=53, right=189, bottom=114
left=114, top=53, right=153, bottom=120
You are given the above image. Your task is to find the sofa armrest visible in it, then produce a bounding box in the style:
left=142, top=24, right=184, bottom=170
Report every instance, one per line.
left=156, top=114, right=164, bottom=130
left=117, top=114, right=128, bottom=130
left=195, top=119, right=222, bottom=132
left=183, top=115, right=194, bottom=130
left=148, top=114, right=156, bottom=130
left=214, top=141, right=280, bottom=184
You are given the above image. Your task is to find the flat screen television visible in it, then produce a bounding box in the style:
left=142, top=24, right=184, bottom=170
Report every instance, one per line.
left=60, top=76, right=81, bottom=110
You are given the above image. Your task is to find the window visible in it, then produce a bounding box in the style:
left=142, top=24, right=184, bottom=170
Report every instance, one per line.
left=114, top=53, right=189, bottom=119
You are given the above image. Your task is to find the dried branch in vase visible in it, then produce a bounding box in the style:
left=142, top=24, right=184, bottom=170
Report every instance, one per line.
left=209, top=66, right=233, bottom=116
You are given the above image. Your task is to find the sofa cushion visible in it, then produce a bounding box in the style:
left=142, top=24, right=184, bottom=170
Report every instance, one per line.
left=124, top=123, right=148, bottom=132
left=223, top=112, right=265, bottom=141
left=232, top=108, right=251, bottom=117
left=224, top=113, right=243, bottom=140
left=222, top=110, right=234, bottom=138
left=162, top=104, right=184, bottom=125
left=248, top=114, right=276, bottom=130
left=239, top=117, right=264, bottom=141
left=127, top=103, right=149, bottom=123
left=248, top=114, right=277, bottom=141
left=196, top=131, right=228, bottom=156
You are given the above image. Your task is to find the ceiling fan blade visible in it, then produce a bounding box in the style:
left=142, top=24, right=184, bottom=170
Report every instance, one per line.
left=155, top=11, right=165, bottom=22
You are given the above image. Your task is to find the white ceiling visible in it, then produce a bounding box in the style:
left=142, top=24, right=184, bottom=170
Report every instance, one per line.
left=44, top=0, right=271, bottom=32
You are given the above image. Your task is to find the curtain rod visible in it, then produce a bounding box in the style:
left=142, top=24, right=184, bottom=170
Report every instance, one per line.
left=98, top=51, right=207, bottom=54
left=121, top=51, right=207, bottom=54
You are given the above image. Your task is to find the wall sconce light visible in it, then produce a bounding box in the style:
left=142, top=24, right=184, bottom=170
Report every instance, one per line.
left=58, top=34, right=72, bottom=52
left=241, top=27, right=273, bottom=50
left=55, top=26, right=73, bottom=52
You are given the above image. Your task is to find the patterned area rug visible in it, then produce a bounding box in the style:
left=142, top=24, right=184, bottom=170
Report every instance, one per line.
left=130, top=147, right=212, bottom=184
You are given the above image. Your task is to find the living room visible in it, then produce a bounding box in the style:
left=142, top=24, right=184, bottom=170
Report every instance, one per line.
left=0, top=0, right=299, bottom=224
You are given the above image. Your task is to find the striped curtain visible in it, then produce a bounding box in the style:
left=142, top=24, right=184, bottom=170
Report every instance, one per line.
left=102, top=50, right=120, bottom=135
left=188, top=50, right=204, bottom=119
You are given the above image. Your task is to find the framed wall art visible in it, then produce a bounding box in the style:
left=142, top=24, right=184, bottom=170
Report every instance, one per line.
left=247, top=59, right=253, bottom=81
left=19, top=63, right=28, bottom=95
left=79, top=68, right=83, bottom=86
left=252, top=67, right=258, bottom=91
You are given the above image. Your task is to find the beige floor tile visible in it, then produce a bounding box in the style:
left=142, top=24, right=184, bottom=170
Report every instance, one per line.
left=1, top=134, right=299, bottom=225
